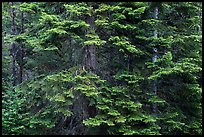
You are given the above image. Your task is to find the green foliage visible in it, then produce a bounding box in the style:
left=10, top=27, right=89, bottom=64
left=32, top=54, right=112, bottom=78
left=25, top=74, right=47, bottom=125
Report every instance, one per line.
left=109, top=36, right=144, bottom=55
left=5, top=67, right=104, bottom=134
left=2, top=2, right=202, bottom=135
left=19, top=3, right=39, bottom=13
left=2, top=88, right=27, bottom=135
left=84, top=33, right=106, bottom=46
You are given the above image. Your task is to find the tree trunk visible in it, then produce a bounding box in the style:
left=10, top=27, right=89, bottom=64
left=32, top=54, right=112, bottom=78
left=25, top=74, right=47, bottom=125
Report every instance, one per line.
left=152, top=5, right=158, bottom=113
left=83, top=15, right=96, bottom=73
left=78, top=4, right=98, bottom=134
left=10, top=2, right=17, bottom=86
left=19, top=4, right=24, bottom=83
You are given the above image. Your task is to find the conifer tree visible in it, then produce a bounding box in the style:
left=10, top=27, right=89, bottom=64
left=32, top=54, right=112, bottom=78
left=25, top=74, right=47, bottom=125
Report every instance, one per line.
left=2, top=2, right=202, bottom=135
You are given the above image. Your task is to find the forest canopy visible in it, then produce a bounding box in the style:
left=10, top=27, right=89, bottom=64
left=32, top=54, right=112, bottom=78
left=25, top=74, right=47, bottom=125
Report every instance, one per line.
left=2, top=2, right=202, bottom=135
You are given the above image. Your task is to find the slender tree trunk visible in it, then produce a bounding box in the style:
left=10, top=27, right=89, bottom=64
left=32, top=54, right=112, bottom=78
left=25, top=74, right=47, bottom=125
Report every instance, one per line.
left=128, top=54, right=133, bottom=72
left=152, top=5, right=158, bottom=113
left=10, top=2, right=17, bottom=86
left=199, top=2, right=202, bottom=32
left=19, top=4, right=24, bottom=83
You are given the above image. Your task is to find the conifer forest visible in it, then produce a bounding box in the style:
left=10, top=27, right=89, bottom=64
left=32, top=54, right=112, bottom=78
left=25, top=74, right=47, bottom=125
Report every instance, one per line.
left=2, top=2, right=202, bottom=135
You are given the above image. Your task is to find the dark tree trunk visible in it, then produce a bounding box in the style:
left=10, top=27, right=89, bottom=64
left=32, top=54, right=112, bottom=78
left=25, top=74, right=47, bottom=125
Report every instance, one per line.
left=127, top=54, right=133, bottom=72
left=83, top=15, right=96, bottom=73
left=19, top=4, right=24, bottom=83
left=77, top=4, right=98, bottom=134
left=10, top=2, right=17, bottom=86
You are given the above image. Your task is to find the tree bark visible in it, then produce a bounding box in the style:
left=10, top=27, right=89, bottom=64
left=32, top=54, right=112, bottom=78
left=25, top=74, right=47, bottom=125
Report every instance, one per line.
left=152, top=5, right=158, bottom=113
left=79, top=3, right=98, bottom=134
left=84, top=15, right=96, bottom=73
left=19, top=3, right=24, bottom=83
left=10, top=2, right=17, bottom=86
